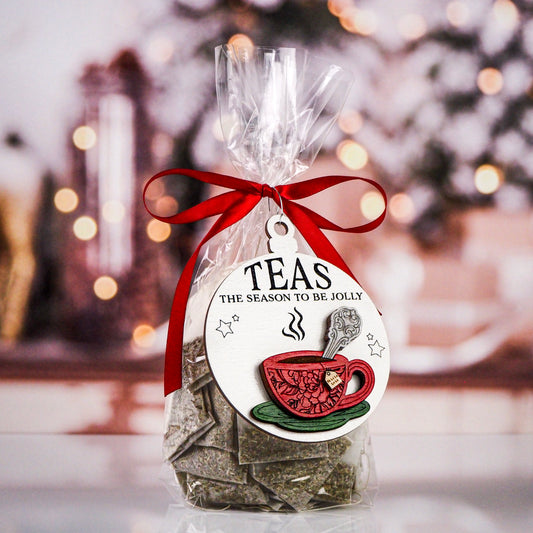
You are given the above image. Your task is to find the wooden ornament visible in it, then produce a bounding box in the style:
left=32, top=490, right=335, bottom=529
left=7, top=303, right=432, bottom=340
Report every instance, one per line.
left=205, top=215, right=390, bottom=443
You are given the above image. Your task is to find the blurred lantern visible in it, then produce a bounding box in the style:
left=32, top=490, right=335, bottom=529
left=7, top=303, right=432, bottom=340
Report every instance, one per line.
left=61, top=50, right=164, bottom=345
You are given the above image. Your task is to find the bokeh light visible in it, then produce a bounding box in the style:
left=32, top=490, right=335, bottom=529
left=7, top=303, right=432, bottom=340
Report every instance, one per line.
left=93, top=275, right=118, bottom=300
left=338, top=110, right=363, bottom=134
left=132, top=324, right=156, bottom=348
left=327, top=0, right=352, bottom=17
left=102, top=200, right=126, bottom=223
left=228, top=34, right=254, bottom=54
left=151, top=132, right=174, bottom=160
left=72, top=125, right=97, bottom=150
left=340, top=8, right=378, bottom=36
left=144, top=179, right=165, bottom=201
left=390, top=193, right=416, bottom=224
left=398, top=13, right=427, bottom=40
left=73, top=216, right=97, bottom=240
left=147, top=35, right=174, bottom=64
left=146, top=219, right=171, bottom=242
left=477, top=68, right=504, bottom=95
left=446, top=1, right=469, bottom=27
left=492, top=0, right=519, bottom=29
left=54, top=188, right=79, bottom=213
left=336, top=140, right=368, bottom=170
left=474, top=164, right=503, bottom=194
left=155, top=195, right=179, bottom=217
left=360, top=191, right=386, bottom=221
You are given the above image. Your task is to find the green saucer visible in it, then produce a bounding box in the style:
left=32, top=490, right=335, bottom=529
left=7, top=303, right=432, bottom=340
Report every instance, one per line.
left=252, top=400, right=370, bottom=432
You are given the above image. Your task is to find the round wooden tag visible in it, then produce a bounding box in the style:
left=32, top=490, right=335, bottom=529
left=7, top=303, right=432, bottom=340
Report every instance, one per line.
left=205, top=219, right=389, bottom=442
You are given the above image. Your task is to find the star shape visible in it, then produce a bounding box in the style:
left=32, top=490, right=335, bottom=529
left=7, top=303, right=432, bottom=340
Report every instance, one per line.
left=367, top=333, right=374, bottom=341
left=368, top=339, right=385, bottom=357
left=216, top=319, right=234, bottom=337
left=232, top=314, right=240, bottom=322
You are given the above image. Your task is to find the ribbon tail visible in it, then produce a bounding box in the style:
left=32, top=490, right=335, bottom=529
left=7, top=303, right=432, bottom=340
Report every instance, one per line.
left=164, top=248, right=200, bottom=396
left=283, top=200, right=359, bottom=282
left=164, top=193, right=261, bottom=396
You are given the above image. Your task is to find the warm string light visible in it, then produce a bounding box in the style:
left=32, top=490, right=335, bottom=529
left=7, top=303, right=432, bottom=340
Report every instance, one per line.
left=73, top=216, right=97, bottom=241
left=477, top=67, right=504, bottom=95
left=155, top=195, right=179, bottom=217
left=360, top=191, right=385, bottom=221
left=146, top=219, right=171, bottom=242
left=72, top=125, right=97, bottom=150
left=132, top=324, right=156, bottom=348
left=227, top=34, right=254, bottom=54
left=144, top=179, right=165, bottom=201
left=342, top=8, right=378, bottom=36
left=492, top=0, right=519, bottom=29
left=389, top=193, right=416, bottom=224
left=474, top=164, right=504, bottom=194
left=327, top=0, right=352, bottom=18
left=147, top=35, right=174, bottom=64
left=338, top=110, right=363, bottom=134
left=93, top=275, right=118, bottom=300
left=398, top=13, right=427, bottom=41
left=336, top=140, right=368, bottom=170
left=54, top=188, right=79, bottom=213
left=151, top=132, right=174, bottom=160
left=446, top=1, right=469, bottom=27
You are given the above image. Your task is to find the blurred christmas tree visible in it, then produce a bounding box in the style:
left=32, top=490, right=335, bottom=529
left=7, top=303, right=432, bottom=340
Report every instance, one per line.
left=137, top=0, right=533, bottom=247
left=355, top=0, right=533, bottom=246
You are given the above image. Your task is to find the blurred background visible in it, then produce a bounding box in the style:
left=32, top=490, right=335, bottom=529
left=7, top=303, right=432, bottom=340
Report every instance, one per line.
left=0, top=0, right=532, bottom=436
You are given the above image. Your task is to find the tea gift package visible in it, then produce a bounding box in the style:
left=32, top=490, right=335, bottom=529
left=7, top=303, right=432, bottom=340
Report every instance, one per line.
left=145, top=45, right=390, bottom=511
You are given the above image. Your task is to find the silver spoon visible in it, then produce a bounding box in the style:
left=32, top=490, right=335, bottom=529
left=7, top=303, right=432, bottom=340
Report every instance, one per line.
left=322, top=307, right=362, bottom=360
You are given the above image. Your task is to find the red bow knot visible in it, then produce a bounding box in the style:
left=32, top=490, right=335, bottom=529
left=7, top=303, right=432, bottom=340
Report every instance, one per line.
left=143, top=168, right=387, bottom=395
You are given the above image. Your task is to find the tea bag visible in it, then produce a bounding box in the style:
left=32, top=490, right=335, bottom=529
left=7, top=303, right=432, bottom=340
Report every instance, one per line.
left=184, top=473, right=269, bottom=508
left=163, top=386, right=215, bottom=462
left=237, top=417, right=328, bottom=464
left=313, top=462, right=355, bottom=505
left=196, top=381, right=237, bottom=452
left=182, top=337, right=212, bottom=391
left=173, top=446, right=248, bottom=484
left=250, top=437, right=352, bottom=511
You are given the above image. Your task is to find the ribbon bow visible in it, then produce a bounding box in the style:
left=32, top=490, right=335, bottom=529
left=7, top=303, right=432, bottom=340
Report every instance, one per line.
left=143, top=168, right=387, bottom=395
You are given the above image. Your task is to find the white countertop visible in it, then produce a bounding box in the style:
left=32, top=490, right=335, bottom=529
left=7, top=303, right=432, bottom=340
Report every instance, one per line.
left=0, top=434, right=531, bottom=532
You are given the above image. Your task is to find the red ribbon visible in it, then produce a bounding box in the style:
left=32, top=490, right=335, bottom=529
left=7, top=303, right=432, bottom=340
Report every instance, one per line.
left=143, top=168, right=387, bottom=396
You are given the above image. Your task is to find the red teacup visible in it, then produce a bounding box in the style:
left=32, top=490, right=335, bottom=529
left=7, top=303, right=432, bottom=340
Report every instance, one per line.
left=261, top=350, right=375, bottom=419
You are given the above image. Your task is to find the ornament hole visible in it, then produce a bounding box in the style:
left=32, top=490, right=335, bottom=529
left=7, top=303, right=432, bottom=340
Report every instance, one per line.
left=273, top=221, right=288, bottom=236
left=345, top=372, right=362, bottom=395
